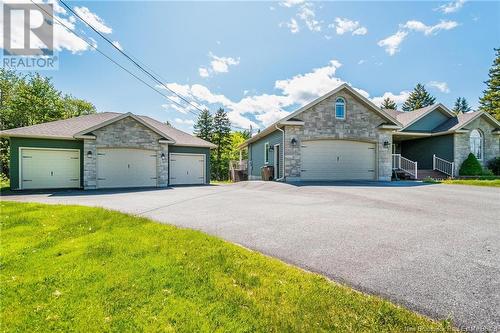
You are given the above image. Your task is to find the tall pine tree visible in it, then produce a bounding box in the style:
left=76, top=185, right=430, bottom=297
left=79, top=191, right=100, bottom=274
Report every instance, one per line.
left=452, top=97, right=471, bottom=114
left=380, top=97, right=397, bottom=110
left=478, top=48, right=500, bottom=120
left=193, top=109, right=213, bottom=142
left=401, top=83, right=436, bottom=112
left=212, top=108, right=232, bottom=180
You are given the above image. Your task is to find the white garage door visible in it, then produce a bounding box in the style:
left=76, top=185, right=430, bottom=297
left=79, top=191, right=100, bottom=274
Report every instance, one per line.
left=169, top=153, right=205, bottom=185
left=97, top=148, right=157, bottom=188
left=20, top=148, right=80, bottom=189
left=301, top=140, right=376, bottom=181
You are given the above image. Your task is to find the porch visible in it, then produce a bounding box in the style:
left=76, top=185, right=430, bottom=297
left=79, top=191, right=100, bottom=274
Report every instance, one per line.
left=392, top=133, right=455, bottom=180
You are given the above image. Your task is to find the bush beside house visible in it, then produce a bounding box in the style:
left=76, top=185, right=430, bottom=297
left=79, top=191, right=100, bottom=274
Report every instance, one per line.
left=459, top=153, right=484, bottom=176
left=487, top=157, right=500, bottom=175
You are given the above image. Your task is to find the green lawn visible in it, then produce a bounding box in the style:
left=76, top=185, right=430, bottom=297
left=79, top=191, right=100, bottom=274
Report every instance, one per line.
left=424, top=178, right=500, bottom=187
left=0, top=202, right=453, bottom=332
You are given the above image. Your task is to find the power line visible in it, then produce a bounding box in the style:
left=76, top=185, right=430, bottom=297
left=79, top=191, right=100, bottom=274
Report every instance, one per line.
left=29, top=0, right=201, bottom=118
left=59, top=0, right=205, bottom=115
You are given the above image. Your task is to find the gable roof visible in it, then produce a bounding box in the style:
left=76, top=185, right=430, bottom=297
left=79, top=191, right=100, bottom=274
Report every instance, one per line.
left=241, top=83, right=402, bottom=147
left=383, top=104, right=455, bottom=130
left=0, top=112, right=217, bottom=148
left=431, top=110, right=500, bottom=133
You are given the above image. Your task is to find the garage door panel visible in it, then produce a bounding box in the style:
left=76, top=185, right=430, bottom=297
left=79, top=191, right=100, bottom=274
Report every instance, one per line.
left=21, top=149, right=80, bottom=189
left=97, top=148, right=156, bottom=188
left=301, top=140, right=376, bottom=181
left=170, top=153, right=205, bottom=185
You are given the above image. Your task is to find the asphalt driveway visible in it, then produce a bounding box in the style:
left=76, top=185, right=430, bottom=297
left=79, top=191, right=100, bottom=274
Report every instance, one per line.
left=2, top=181, right=499, bottom=332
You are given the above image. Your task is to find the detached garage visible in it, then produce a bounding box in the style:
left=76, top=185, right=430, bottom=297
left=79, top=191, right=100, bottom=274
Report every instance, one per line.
left=1, top=112, right=216, bottom=190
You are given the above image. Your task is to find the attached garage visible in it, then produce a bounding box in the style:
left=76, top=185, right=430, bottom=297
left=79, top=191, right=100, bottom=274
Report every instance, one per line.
left=301, top=140, right=376, bottom=181
left=19, top=148, right=80, bottom=189
left=97, top=148, right=157, bottom=188
left=169, top=153, right=205, bottom=185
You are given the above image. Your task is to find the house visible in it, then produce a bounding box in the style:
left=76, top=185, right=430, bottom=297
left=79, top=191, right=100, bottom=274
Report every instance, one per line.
left=239, top=84, right=500, bottom=181
left=0, top=112, right=216, bottom=190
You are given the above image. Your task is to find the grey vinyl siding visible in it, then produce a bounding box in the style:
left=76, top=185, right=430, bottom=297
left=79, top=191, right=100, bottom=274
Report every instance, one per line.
left=168, top=146, right=211, bottom=184
left=401, top=134, right=454, bottom=169
left=404, top=110, right=450, bottom=132
left=248, top=130, right=283, bottom=178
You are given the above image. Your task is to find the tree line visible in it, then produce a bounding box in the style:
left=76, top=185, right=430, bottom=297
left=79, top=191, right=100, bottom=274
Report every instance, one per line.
left=193, top=108, right=250, bottom=181
left=379, top=48, right=499, bottom=120
left=0, top=69, right=97, bottom=175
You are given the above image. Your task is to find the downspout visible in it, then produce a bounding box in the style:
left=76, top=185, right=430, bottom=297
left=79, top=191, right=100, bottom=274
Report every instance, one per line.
left=275, top=124, right=285, bottom=181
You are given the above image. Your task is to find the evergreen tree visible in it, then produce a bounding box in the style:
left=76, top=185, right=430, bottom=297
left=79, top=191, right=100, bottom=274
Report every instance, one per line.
left=380, top=97, right=397, bottom=110
left=402, top=83, right=436, bottom=112
left=478, top=48, right=500, bottom=120
left=452, top=97, right=471, bottom=114
left=211, top=108, right=232, bottom=180
left=193, top=109, right=213, bottom=142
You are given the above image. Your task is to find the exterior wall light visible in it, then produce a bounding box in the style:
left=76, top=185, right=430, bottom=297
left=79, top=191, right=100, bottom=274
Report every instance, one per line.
left=269, top=145, right=274, bottom=151
left=87, top=151, right=93, bottom=158
left=291, top=138, right=297, bottom=145
left=161, top=152, right=166, bottom=161
left=383, top=141, right=390, bottom=148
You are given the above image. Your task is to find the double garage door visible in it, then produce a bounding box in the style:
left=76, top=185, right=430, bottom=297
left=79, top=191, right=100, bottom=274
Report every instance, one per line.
left=19, top=148, right=206, bottom=189
left=301, top=140, right=376, bottom=181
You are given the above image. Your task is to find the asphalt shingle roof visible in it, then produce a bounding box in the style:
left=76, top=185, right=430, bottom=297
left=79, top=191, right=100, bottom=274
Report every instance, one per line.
left=0, top=112, right=216, bottom=148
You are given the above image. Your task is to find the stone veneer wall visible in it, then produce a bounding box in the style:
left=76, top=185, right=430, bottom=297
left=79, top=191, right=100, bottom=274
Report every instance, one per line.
left=83, top=117, right=169, bottom=189
left=283, top=90, right=393, bottom=181
left=453, top=116, right=500, bottom=175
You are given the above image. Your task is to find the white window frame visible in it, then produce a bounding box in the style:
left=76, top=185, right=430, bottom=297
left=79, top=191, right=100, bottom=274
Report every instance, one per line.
left=469, top=129, right=483, bottom=160
left=335, top=97, right=346, bottom=120
left=264, top=142, right=270, bottom=164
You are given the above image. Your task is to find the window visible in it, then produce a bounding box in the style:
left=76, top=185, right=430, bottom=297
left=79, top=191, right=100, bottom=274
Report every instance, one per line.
left=264, top=142, right=269, bottom=163
left=470, top=129, right=483, bottom=160
left=335, top=97, right=345, bottom=119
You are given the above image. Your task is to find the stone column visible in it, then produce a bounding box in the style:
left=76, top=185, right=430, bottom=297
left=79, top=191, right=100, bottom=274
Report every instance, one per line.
left=83, top=139, right=97, bottom=189
left=377, top=131, right=393, bottom=181
left=158, top=143, right=169, bottom=187
left=284, top=125, right=302, bottom=180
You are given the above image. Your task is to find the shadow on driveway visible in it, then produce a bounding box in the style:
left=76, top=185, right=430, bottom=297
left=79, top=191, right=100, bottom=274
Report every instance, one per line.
left=286, top=180, right=435, bottom=188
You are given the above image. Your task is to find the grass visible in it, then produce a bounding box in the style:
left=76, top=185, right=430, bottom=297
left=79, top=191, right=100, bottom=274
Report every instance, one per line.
left=210, top=180, right=234, bottom=185
left=0, top=174, right=9, bottom=192
left=423, top=177, right=500, bottom=187
left=0, top=202, right=454, bottom=332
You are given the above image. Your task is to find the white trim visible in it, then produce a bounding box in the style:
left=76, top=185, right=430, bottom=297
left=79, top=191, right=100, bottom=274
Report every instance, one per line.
left=168, top=152, right=206, bottom=185
left=335, top=97, right=346, bottom=120
left=18, top=147, right=81, bottom=190
left=1, top=134, right=77, bottom=140
left=171, top=143, right=215, bottom=148
left=264, top=142, right=270, bottom=164
left=469, top=129, right=483, bottom=161
left=273, top=144, right=280, bottom=179
left=73, top=112, right=176, bottom=143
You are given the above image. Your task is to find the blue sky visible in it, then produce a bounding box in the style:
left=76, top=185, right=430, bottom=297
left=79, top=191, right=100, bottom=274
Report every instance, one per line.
left=4, top=0, right=500, bottom=132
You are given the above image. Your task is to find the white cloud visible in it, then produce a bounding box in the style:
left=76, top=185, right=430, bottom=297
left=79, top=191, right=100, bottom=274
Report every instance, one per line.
left=377, top=30, right=408, bottom=55
left=174, top=118, right=195, bottom=126
left=435, top=0, right=466, bottom=14
left=358, top=59, right=366, bottom=65
left=198, top=67, right=210, bottom=78
left=112, top=41, right=123, bottom=51
left=198, top=52, right=240, bottom=77
left=280, top=0, right=305, bottom=8
left=330, top=18, right=367, bottom=36
left=428, top=81, right=450, bottom=93
left=281, top=18, right=300, bottom=34
left=297, top=3, right=321, bottom=32
left=403, top=20, right=458, bottom=36
left=371, top=91, right=410, bottom=107
left=73, top=6, right=112, bottom=34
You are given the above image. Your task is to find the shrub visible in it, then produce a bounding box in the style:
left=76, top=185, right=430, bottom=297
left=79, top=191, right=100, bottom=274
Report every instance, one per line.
left=459, top=153, right=483, bottom=176
left=486, top=157, right=500, bottom=175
